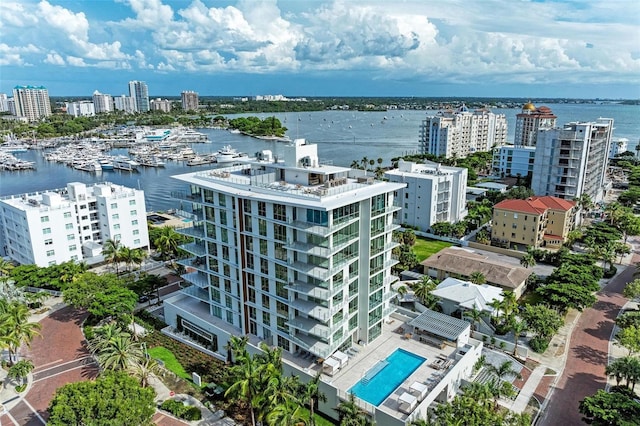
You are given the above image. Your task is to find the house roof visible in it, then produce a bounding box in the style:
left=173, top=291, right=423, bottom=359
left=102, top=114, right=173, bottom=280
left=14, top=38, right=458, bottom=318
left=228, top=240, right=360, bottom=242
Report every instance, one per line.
left=529, top=196, right=575, bottom=211
left=494, top=196, right=575, bottom=215
left=407, top=309, right=470, bottom=341
left=432, top=277, right=503, bottom=313
left=421, top=247, right=532, bottom=290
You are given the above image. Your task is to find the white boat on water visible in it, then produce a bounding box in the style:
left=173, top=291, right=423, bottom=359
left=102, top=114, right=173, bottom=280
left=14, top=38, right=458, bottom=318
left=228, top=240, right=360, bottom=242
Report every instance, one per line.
left=74, top=161, right=102, bottom=173
left=99, top=159, right=114, bottom=170
left=215, top=145, right=247, bottom=163
left=113, top=157, right=140, bottom=171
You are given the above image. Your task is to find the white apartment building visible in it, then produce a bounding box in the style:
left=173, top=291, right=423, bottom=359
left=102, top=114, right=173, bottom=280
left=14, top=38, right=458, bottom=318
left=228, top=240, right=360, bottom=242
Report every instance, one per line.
left=92, top=90, right=114, bottom=114
left=610, top=137, right=629, bottom=159
left=181, top=91, right=199, bottom=111
left=492, top=145, right=536, bottom=178
left=0, top=182, right=149, bottom=267
left=514, top=102, right=557, bottom=147
left=113, top=95, right=135, bottom=114
left=150, top=98, right=172, bottom=112
left=66, top=101, right=95, bottom=117
left=419, top=105, right=507, bottom=159
left=384, top=160, right=467, bottom=231
left=12, top=85, right=51, bottom=122
left=129, top=81, right=150, bottom=113
left=532, top=119, right=614, bottom=203
left=0, top=94, right=8, bottom=112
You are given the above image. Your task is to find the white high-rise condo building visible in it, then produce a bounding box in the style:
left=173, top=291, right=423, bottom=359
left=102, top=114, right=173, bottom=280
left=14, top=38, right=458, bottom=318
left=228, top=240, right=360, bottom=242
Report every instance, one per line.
left=385, top=160, right=468, bottom=231
left=0, top=182, right=149, bottom=267
left=12, top=85, right=51, bottom=121
left=150, top=98, right=172, bottom=112
left=181, top=91, right=199, bottom=111
left=113, top=95, right=135, bottom=114
left=492, top=145, right=537, bottom=178
left=609, top=137, right=629, bottom=159
left=66, top=101, right=95, bottom=117
left=0, top=94, right=8, bottom=112
left=514, top=102, right=557, bottom=147
left=128, top=81, right=149, bottom=113
left=532, top=118, right=614, bottom=203
left=163, top=139, right=405, bottom=361
left=92, top=90, right=114, bottom=114
left=419, top=105, right=507, bottom=158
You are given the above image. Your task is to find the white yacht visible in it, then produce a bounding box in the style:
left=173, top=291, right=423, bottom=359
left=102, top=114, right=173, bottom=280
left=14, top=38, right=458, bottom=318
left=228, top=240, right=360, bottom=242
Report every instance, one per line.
left=113, top=157, right=140, bottom=171
left=215, top=145, right=246, bottom=163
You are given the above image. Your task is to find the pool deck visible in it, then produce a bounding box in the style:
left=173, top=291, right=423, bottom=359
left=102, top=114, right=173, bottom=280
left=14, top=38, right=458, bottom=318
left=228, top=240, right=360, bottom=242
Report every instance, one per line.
left=282, top=321, right=459, bottom=419
left=147, top=212, right=188, bottom=228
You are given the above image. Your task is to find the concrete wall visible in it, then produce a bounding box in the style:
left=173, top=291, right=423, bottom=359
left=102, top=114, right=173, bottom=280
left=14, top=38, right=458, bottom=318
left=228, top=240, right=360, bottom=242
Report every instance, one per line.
left=467, top=241, right=525, bottom=259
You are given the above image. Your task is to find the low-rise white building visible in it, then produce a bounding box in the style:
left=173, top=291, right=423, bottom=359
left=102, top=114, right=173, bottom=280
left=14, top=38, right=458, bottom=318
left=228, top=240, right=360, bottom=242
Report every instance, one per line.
left=66, top=101, right=95, bottom=117
left=610, top=137, right=629, bottom=159
left=0, top=182, right=149, bottom=267
left=492, top=145, right=536, bottom=178
left=385, top=160, right=467, bottom=231
left=431, top=277, right=503, bottom=316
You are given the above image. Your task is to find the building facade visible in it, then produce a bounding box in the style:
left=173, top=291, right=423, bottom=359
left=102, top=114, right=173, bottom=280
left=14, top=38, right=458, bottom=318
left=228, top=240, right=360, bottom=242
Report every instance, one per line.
left=128, top=81, right=150, bottom=113
left=113, top=95, right=135, bottom=114
left=66, top=101, right=95, bottom=117
left=12, top=85, right=51, bottom=122
left=0, top=94, right=8, bottom=112
left=163, top=139, right=405, bottom=362
left=92, top=90, right=114, bottom=114
left=610, top=137, right=629, bottom=159
left=514, top=102, right=557, bottom=147
left=419, top=106, right=507, bottom=159
left=0, top=182, right=149, bottom=267
left=532, top=119, right=614, bottom=203
left=181, top=91, right=199, bottom=111
left=150, top=98, right=172, bottom=112
left=384, top=160, right=467, bottom=231
left=492, top=145, right=536, bottom=178
left=491, top=196, right=576, bottom=249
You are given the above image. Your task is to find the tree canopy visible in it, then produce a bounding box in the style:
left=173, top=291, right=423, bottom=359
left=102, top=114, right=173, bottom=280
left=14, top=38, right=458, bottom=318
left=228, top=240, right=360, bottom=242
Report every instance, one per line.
left=579, top=388, right=640, bottom=426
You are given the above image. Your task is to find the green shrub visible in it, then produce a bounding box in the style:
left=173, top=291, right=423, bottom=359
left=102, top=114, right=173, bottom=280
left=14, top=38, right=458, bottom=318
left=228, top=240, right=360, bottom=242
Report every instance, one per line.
left=83, top=326, right=95, bottom=341
left=529, top=336, right=550, bottom=353
left=603, top=265, right=617, bottom=279
left=15, top=384, right=27, bottom=392
left=135, top=311, right=167, bottom=330
left=160, top=399, right=202, bottom=421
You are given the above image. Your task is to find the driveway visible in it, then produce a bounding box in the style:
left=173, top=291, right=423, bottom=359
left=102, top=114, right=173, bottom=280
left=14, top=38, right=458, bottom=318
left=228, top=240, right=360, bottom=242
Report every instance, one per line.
left=538, top=248, right=636, bottom=425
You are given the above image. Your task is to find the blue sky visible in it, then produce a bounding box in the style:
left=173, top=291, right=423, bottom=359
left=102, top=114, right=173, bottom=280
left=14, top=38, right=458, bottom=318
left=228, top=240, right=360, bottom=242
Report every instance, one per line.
left=1, top=0, right=639, bottom=98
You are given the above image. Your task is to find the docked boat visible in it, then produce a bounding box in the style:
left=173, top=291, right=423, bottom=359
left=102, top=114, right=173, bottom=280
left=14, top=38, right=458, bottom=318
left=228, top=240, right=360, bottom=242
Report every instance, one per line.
left=136, top=156, right=166, bottom=167
left=186, top=156, right=215, bottom=166
left=215, top=145, right=247, bottom=163
left=113, top=157, right=140, bottom=171
left=99, top=159, right=114, bottom=170
left=74, top=161, right=102, bottom=173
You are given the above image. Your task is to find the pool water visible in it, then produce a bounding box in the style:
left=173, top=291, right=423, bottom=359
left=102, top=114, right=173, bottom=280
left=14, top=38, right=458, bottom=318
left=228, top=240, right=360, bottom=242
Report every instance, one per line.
left=349, top=348, right=426, bottom=406
left=182, top=218, right=193, bottom=223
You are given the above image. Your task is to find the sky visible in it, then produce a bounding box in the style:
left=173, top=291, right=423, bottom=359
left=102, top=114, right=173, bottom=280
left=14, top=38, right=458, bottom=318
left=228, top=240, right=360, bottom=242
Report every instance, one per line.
left=1, top=0, right=639, bottom=98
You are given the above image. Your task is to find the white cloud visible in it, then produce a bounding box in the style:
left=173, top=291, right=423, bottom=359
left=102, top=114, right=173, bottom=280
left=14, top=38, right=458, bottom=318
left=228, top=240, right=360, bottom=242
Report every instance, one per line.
left=66, top=56, right=87, bottom=67
left=45, top=52, right=65, bottom=65
left=0, top=2, right=38, bottom=28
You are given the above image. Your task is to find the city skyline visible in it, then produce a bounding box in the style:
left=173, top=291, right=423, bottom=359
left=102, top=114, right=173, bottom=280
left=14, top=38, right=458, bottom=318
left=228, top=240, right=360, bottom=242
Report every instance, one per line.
left=1, top=0, right=639, bottom=98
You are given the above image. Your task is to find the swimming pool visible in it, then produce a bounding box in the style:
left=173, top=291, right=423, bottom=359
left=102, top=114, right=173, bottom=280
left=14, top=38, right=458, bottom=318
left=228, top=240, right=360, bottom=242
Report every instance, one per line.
left=349, top=348, right=426, bottom=406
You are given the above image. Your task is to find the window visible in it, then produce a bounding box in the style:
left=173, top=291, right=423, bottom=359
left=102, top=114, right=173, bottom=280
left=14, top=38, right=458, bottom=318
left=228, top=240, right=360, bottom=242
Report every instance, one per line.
left=41, top=216, right=49, bottom=223
left=273, top=204, right=287, bottom=222
left=129, top=199, right=136, bottom=205
left=134, top=239, right=140, bottom=245
left=63, top=212, right=72, bottom=218
left=46, top=250, right=55, bottom=257
left=218, top=193, right=226, bottom=207
left=45, top=239, right=53, bottom=246
left=70, top=255, right=78, bottom=261
left=133, top=229, right=139, bottom=235
left=130, top=210, right=137, bottom=216
left=69, top=245, right=77, bottom=251
left=67, top=234, right=75, bottom=240
left=112, top=214, right=119, bottom=219
left=258, top=202, right=266, bottom=217
left=513, top=213, right=518, bottom=219
left=43, top=228, right=51, bottom=235
left=111, top=203, right=118, bottom=209
left=113, top=234, right=121, bottom=240
left=114, top=224, right=120, bottom=229
left=131, top=219, right=138, bottom=225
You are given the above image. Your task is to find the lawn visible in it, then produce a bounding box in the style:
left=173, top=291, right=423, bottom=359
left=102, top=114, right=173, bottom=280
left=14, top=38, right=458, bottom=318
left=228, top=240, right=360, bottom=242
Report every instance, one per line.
left=148, top=346, right=191, bottom=381
left=412, top=237, right=452, bottom=262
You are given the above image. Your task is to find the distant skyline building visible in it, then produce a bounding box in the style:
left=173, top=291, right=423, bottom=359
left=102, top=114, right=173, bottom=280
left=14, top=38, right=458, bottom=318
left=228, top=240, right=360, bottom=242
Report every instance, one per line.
left=514, top=102, right=557, bottom=147
left=0, top=182, right=149, bottom=267
left=181, top=90, right=199, bottom=111
left=419, top=105, right=507, bottom=159
left=532, top=118, right=614, bottom=203
left=128, top=80, right=149, bottom=113
left=492, top=145, right=536, bottom=178
left=610, top=137, right=629, bottom=159
left=150, top=98, right=172, bottom=113
left=92, top=90, right=114, bottom=114
left=12, top=85, right=52, bottom=122
left=0, top=94, right=8, bottom=112
left=113, top=95, right=135, bottom=114
left=7, top=98, right=16, bottom=116
left=385, top=160, right=468, bottom=231
left=66, top=101, right=95, bottom=117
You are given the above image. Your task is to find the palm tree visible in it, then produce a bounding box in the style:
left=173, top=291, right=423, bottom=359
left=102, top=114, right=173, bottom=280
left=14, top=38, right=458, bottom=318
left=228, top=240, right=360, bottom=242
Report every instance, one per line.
left=0, top=302, right=42, bottom=365
left=0, top=258, right=14, bottom=278
left=88, top=324, right=130, bottom=354
left=225, top=334, right=249, bottom=364
left=128, top=357, right=159, bottom=388
left=8, top=359, right=35, bottom=385
left=225, top=354, right=263, bottom=426
left=102, top=238, right=123, bottom=274
left=606, top=357, right=629, bottom=387
left=265, top=400, right=308, bottom=426
left=153, top=226, right=183, bottom=260
left=360, top=157, right=369, bottom=170
left=335, top=393, right=369, bottom=426
left=350, top=160, right=359, bottom=169
left=510, top=319, right=527, bottom=356
left=396, top=285, right=408, bottom=302
left=92, top=333, right=144, bottom=371
left=484, top=360, right=522, bottom=383
left=303, top=371, right=327, bottom=426
left=463, top=307, right=483, bottom=332
left=412, top=277, right=438, bottom=309
left=520, top=253, right=536, bottom=268
left=469, top=271, right=486, bottom=285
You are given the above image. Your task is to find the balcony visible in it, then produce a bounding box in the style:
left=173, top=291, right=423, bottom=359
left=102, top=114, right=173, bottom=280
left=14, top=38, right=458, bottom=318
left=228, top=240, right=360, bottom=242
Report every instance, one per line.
left=286, top=317, right=332, bottom=339
left=171, top=190, right=201, bottom=202
left=180, top=241, right=207, bottom=257
left=176, top=222, right=205, bottom=239
left=290, top=255, right=357, bottom=281
left=284, top=279, right=345, bottom=300
left=181, top=285, right=209, bottom=302
left=371, top=241, right=400, bottom=257
left=371, top=205, right=402, bottom=218
left=285, top=234, right=358, bottom=258
left=177, top=256, right=208, bottom=273
left=371, top=223, right=401, bottom=237
left=290, top=215, right=359, bottom=237
left=181, top=271, right=209, bottom=289
left=289, top=298, right=347, bottom=322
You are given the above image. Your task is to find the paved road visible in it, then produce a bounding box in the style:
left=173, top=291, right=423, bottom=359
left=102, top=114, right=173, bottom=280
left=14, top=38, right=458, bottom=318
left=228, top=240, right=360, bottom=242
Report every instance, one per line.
left=538, top=252, right=635, bottom=425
